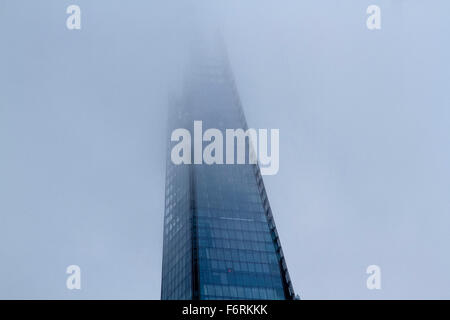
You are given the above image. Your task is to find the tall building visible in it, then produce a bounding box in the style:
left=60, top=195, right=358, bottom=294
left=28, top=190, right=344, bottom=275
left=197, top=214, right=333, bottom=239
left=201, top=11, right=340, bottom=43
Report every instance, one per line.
left=161, top=36, right=295, bottom=300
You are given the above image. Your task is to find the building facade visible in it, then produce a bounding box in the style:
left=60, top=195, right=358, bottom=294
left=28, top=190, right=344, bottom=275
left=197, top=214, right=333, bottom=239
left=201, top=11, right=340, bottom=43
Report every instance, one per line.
left=161, top=38, right=295, bottom=300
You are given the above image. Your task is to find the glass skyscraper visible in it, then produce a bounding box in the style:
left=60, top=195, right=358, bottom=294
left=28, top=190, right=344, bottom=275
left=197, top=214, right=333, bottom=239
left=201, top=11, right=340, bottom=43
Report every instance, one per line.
left=161, top=36, right=295, bottom=300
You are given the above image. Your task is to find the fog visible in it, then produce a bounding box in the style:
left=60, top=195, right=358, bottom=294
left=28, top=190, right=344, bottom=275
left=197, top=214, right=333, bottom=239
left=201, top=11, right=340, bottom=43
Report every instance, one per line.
left=0, top=0, right=449, bottom=299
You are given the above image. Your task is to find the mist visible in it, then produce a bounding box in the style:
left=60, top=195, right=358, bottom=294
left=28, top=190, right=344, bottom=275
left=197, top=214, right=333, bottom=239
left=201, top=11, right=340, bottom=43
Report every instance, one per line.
left=0, top=0, right=449, bottom=299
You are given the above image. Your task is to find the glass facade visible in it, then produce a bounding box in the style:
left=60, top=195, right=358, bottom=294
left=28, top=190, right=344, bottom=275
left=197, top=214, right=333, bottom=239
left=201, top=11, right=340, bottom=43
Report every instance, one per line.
left=161, top=38, right=295, bottom=300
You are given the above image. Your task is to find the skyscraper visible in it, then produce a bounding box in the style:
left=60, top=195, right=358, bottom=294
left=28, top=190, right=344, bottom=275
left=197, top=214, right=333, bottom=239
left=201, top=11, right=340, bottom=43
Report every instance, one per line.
left=161, top=35, right=295, bottom=300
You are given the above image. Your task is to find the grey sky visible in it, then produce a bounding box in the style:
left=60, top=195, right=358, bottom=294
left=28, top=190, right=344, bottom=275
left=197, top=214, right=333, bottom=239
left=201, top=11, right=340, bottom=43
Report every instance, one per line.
left=0, top=0, right=449, bottom=299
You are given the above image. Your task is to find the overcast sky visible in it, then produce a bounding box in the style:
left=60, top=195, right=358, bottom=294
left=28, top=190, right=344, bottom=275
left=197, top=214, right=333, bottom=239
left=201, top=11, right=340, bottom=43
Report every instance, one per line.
left=0, top=0, right=449, bottom=299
